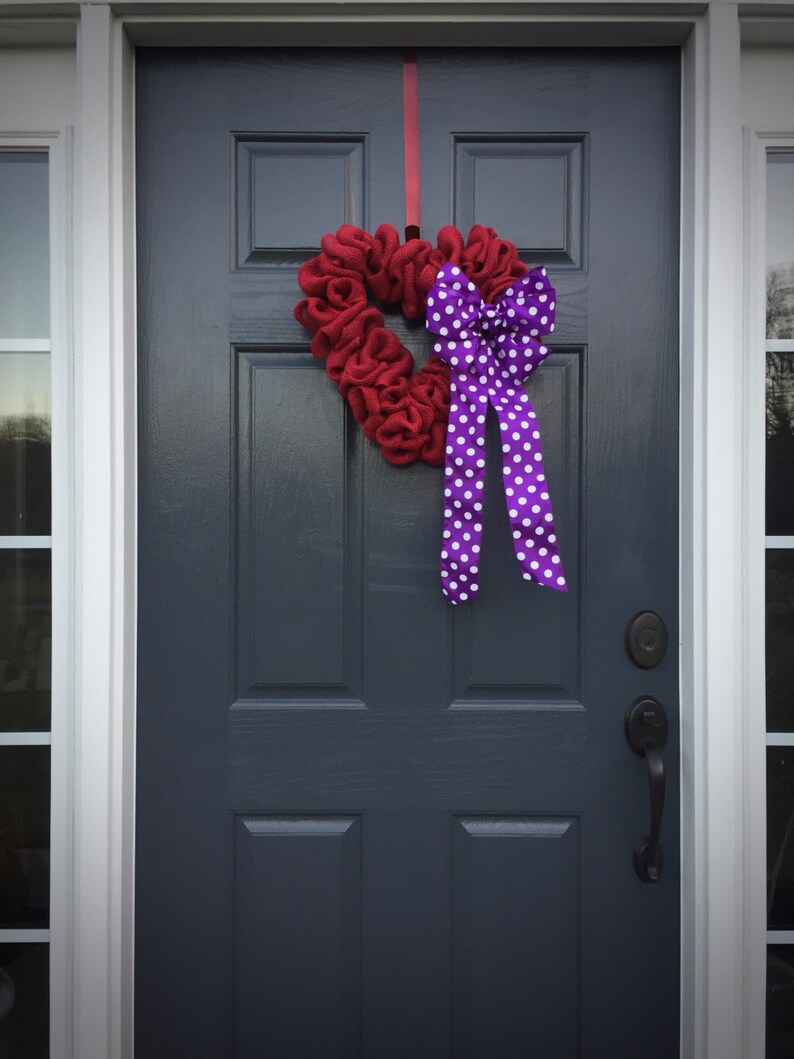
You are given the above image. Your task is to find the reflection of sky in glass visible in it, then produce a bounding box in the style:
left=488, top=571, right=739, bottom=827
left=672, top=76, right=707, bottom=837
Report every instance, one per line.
left=768, top=153, right=794, bottom=269
left=0, top=154, right=49, bottom=340
left=0, top=355, right=50, bottom=420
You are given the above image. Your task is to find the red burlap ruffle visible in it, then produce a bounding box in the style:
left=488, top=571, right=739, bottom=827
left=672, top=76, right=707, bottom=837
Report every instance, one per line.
left=294, top=224, right=528, bottom=465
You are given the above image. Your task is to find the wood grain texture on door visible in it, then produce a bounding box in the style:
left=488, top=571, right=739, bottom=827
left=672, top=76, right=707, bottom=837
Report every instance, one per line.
left=136, top=48, right=680, bottom=1058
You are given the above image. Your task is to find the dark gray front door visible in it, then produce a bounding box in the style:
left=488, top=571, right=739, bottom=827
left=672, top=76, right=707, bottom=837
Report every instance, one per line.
left=136, top=47, right=680, bottom=1058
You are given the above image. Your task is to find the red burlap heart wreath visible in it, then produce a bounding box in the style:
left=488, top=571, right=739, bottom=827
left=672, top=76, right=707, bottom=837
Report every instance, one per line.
left=294, top=224, right=530, bottom=465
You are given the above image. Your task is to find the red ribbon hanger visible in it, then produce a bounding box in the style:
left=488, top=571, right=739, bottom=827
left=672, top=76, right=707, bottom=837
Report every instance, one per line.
left=403, top=51, right=421, bottom=241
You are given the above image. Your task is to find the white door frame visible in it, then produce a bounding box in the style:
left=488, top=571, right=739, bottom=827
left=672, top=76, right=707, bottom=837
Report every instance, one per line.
left=42, top=2, right=768, bottom=1055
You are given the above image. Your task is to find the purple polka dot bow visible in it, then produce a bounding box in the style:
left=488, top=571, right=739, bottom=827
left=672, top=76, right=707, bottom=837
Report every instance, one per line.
left=426, top=263, right=567, bottom=604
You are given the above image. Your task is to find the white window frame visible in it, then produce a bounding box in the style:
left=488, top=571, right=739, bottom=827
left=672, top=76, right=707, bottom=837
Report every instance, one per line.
left=743, top=126, right=794, bottom=1058
left=2, top=4, right=779, bottom=1057
left=0, top=128, right=74, bottom=1057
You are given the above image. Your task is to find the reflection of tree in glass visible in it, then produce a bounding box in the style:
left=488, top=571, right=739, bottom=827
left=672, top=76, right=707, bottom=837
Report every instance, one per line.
left=0, top=415, right=50, bottom=443
left=0, top=415, right=50, bottom=537
left=767, top=353, right=794, bottom=535
left=768, top=264, right=794, bottom=339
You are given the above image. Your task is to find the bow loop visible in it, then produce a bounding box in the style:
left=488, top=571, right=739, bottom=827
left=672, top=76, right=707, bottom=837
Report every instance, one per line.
left=426, top=264, right=483, bottom=372
left=489, top=267, right=556, bottom=382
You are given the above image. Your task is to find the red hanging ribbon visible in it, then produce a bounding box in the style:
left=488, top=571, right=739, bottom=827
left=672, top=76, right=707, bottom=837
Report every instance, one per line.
left=403, top=51, right=421, bottom=241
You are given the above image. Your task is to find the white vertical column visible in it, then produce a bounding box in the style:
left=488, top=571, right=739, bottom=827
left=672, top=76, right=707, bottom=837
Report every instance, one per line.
left=73, top=7, right=136, bottom=1059
left=682, top=4, right=749, bottom=1058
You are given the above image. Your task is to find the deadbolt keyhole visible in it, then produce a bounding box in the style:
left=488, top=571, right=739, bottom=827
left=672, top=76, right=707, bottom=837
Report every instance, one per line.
left=626, top=612, right=668, bottom=669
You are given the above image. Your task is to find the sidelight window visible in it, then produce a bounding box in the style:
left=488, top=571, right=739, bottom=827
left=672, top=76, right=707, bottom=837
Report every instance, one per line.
left=765, top=148, right=794, bottom=1059
left=0, top=150, right=52, bottom=1057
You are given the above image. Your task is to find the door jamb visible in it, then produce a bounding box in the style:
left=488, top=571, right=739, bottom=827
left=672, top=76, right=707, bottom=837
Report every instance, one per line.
left=64, top=4, right=755, bottom=1057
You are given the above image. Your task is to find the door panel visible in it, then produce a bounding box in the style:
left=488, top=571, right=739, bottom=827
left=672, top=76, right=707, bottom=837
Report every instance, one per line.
left=136, top=47, right=680, bottom=1057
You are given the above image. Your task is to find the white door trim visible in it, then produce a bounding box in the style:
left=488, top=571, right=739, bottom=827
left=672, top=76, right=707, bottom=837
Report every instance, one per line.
left=61, top=3, right=761, bottom=1056
left=71, top=10, right=137, bottom=1058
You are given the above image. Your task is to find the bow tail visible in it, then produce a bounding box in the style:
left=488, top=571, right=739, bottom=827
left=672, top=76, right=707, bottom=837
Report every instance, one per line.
left=440, top=373, right=488, bottom=605
left=491, top=385, right=567, bottom=593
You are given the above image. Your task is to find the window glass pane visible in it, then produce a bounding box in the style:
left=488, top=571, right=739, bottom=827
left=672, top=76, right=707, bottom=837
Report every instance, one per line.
left=768, top=747, right=794, bottom=929
left=768, top=945, right=794, bottom=1059
left=0, top=943, right=48, bottom=1059
left=767, top=550, right=794, bottom=731
left=767, top=153, right=794, bottom=340
left=0, top=552, right=50, bottom=732
left=0, top=747, right=49, bottom=928
left=0, top=354, right=51, bottom=536
left=767, top=353, right=794, bottom=536
left=0, top=154, right=49, bottom=341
